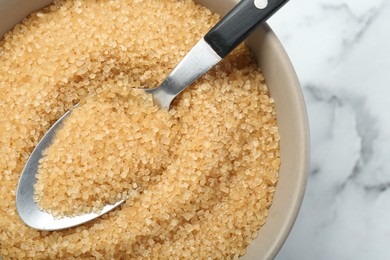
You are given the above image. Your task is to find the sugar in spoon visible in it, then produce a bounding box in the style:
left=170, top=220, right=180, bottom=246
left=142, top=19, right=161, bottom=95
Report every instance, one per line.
left=16, top=0, right=289, bottom=231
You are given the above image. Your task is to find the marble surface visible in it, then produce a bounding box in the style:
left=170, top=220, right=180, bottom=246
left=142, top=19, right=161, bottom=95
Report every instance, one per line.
left=267, top=0, right=390, bottom=259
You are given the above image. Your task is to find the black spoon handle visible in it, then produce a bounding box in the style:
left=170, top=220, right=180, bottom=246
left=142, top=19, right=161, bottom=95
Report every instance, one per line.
left=204, top=0, right=289, bottom=58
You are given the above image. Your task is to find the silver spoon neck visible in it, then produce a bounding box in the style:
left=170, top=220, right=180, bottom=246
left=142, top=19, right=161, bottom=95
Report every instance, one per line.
left=149, top=38, right=222, bottom=110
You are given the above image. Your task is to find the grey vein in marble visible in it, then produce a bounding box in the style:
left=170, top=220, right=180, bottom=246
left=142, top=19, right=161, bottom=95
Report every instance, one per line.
left=269, top=0, right=390, bottom=259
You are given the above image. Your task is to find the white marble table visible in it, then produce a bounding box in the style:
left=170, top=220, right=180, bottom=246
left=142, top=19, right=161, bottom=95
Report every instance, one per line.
left=268, top=0, right=390, bottom=259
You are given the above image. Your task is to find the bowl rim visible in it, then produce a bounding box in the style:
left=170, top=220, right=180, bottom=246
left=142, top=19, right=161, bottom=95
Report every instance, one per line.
left=244, top=14, right=309, bottom=260
left=245, top=15, right=309, bottom=260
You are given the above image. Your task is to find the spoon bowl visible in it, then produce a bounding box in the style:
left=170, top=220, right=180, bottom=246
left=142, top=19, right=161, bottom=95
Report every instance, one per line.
left=16, top=109, right=126, bottom=231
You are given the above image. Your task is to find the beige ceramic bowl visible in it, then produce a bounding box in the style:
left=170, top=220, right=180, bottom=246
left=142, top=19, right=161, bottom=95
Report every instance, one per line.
left=0, top=0, right=309, bottom=259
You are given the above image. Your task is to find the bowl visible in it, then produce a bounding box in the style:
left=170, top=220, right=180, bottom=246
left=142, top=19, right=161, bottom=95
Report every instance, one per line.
left=0, top=0, right=309, bottom=258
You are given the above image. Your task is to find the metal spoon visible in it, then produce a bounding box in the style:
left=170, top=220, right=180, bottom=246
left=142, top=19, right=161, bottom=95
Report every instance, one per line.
left=16, top=0, right=289, bottom=231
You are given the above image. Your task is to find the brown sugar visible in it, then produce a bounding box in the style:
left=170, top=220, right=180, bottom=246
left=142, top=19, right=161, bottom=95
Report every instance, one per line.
left=0, top=0, right=280, bottom=258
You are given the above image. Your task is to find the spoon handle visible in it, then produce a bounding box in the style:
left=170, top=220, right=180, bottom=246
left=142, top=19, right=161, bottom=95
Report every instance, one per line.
left=149, top=0, right=289, bottom=109
left=204, top=0, right=289, bottom=58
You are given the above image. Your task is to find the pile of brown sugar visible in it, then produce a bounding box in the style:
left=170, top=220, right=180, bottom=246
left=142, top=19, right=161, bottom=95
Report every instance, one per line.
left=0, top=0, right=280, bottom=258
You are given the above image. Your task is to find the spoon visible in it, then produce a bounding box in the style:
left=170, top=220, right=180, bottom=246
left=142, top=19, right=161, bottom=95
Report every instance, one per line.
left=16, top=0, right=289, bottom=231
